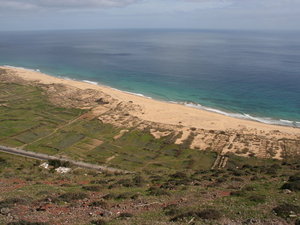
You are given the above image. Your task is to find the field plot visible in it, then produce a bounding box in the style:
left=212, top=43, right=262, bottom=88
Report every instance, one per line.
left=0, top=83, right=84, bottom=146
left=0, top=83, right=216, bottom=173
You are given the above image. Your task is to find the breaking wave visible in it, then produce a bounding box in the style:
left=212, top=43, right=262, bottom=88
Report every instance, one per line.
left=183, top=102, right=300, bottom=128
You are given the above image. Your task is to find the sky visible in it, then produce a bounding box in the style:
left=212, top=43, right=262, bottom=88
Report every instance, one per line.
left=0, top=0, right=299, bottom=31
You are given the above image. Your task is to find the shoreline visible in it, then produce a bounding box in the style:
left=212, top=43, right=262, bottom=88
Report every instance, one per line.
left=3, top=65, right=300, bottom=130
left=1, top=65, right=300, bottom=136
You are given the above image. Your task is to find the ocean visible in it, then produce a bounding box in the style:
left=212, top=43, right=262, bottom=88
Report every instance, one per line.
left=0, top=29, right=299, bottom=127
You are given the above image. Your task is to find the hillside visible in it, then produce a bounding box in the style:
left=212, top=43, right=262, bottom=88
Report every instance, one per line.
left=0, top=69, right=300, bottom=225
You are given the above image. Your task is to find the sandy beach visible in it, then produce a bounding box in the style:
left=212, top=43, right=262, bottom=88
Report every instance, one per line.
left=1, top=66, right=299, bottom=159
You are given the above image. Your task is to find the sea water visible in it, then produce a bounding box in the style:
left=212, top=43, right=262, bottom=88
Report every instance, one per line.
left=0, top=29, right=299, bottom=127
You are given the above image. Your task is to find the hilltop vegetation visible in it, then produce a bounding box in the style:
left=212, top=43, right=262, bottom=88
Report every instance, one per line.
left=0, top=83, right=300, bottom=224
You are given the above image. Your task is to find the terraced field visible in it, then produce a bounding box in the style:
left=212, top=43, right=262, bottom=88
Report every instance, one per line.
left=0, top=83, right=215, bottom=173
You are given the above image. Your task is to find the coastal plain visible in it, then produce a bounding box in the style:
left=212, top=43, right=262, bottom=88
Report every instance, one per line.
left=1, top=66, right=300, bottom=225
left=1, top=66, right=299, bottom=160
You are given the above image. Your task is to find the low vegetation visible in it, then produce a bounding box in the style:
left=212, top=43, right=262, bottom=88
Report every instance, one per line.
left=0, top=83, right=300, bottom=224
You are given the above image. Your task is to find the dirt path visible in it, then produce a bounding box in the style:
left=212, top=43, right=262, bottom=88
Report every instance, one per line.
left=21, top=112, right=89, bottom=148
left=0, top=145, right=132, bottom=174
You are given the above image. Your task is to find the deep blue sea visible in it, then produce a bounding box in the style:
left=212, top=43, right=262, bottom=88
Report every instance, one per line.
left=0, top=29, right=299, bottom=127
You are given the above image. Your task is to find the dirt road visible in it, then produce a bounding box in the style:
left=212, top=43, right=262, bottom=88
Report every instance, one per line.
left=0, top=145, right=132, bottom=174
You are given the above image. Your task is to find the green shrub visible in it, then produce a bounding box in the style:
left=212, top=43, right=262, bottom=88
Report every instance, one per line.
left=197, top=209, right=222, bottom=220
left=116, top=179, right=135, bottom=187
left=133, top=175, right=145, bottom=186
left=91, top=179, right=108, bottom=184
left=7, top=221, right=49, bottom=225
left=170, top=209, right=221, bottom=222
left=163, top=204, right=180, bottom=216
left=90, top=219, right=107, bottom=225
left=147, top=187, right=170, bottom=196
left=243, top=186, right=255, bottom=191
left=160, top=182, right=176, bottom=190
left=216, top=177, right=226, bottom=183
left=0, top=198, right=27, bottom=207
left=230, top=190, right=246, bottom=197
left=170, top=172, right=188, bottom=179
left=281, top=174, right=300, bottom=191
left=89, top=201, right=108, bottom=208
left=103, top=192, right=137, bottom=200
left=170, top=211, right=197, bottom=222
left=231, top=170, right=243, bottom=177
left=289, top=174, right=300, bottom=182
left=150, top=175, right=163, bottom=184
left=118, top=212, right=133, bottom=218
left=116, top=192, right=134, bottom=199
left=250, top=176, right=260, bottom=181
left=165, top=177, right=192, bottom=187
left=281, top=180, right=300, bottom=191
left=59, top=192, right=88, bottom=202
left=270, top=164, right=282, bottom=170
left=82, top=185, right=101, bottom=192
left=130, top=193, right=140, bottom=200
left=265, top=167, right=278, bottom=175
left=103, top=193, right=117, bottom=200
left=248, top=195, right=266, bottom=204
left=273, top=204, right=300, bottom=219
left=231, top=177, right=244, bottom=182
left=0, top=157, right=7, bottom=165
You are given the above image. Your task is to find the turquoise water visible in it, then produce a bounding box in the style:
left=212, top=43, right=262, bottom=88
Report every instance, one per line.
left=0, top=29, right=299, bottom=127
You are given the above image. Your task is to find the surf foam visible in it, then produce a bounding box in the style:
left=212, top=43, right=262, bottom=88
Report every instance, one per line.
left=183, top=102, right=300, bottom=128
